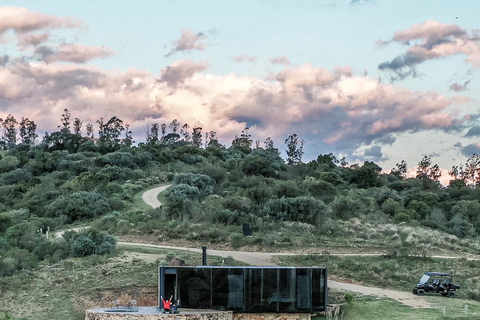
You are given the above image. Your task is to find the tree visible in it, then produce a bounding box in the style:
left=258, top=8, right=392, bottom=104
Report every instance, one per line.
left=391, top=160, right=407, bottom=179
left=86, top=123, right=94, bottom=140
left=180, top=123, right=191, bottom=142
left=231, top=127, right=252, bottom=150
left=428, top=164, right=442, bottom=182
left=59, top=109, right=71, bottom=134
left=3, top=114, right=18, bottom=148
left=416, top=156, right=432, bottom=178
left=264, top=137, right=274, bottom=150
left=462, top=154, right=480, bottom=186
left=147, top=123, right=159, bottom=144
left=73, top=117, right=82, bottom=135
left=206, top=131, right=221, bottom=147
left=169, top=119, right=180, bottom=134
left=19, top=117, right=37, bottom=145
left=191, top=126, right=202, bottom=147
left=123, top=123, right=134, bottom=147
left=285, top=134, right=304, bottom=165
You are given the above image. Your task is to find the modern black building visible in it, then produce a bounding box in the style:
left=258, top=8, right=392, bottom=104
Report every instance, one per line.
left=158, top=266, right=327, bottom=313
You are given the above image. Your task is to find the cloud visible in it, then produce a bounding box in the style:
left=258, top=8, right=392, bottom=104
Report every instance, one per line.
left=157, top=59, right=209, bottom=88
left=34, top=44, right=113, bottom=63
left=232, top=55, right=257, bottom=63
left=374, top=134, right=396, bottom=145
left=462, top=142, right=480, bottom=156
left=165, top=29, right=206, bottom=57
left=378, top=20, right=480, bottom=80
left=0, top=55, right=8, bottom=66
left=449, top=80, right=470, bottom=92
left=0, top=6, right=81, bottom=35
left=17, top=32, right=50, bottom=49
left=270, top=56, right=292, bottom=66
left=464, top=126, right=480, bottom=137
left=363, top=145, right=388, bottom=161
left=0, top=57, right=467, bottom=157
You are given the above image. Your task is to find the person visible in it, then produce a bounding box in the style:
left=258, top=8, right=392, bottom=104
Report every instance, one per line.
left=161, top=295, right=173, bottom=313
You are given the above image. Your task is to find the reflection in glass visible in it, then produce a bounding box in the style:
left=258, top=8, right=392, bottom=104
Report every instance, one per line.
left=160, top=266, right=326, bottom=313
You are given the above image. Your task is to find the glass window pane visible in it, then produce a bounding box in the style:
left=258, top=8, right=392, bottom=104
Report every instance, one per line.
left=278, top=269, right=296, bottom=312
left=245, top=268, right=262, bottom=312
left=177, top=268, right=211, bottom=308
left=296, top=269, right=311, bottom=311
left=227, top=268, right=245, bottom=310
left=212, top=268, right=229, bottom=310
left=312, top=268, right=325, bottom=311
left=262, top=269, right=278, bottom=312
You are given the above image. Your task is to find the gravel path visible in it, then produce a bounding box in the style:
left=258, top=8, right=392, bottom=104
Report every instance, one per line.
left=141, top=185, right=170, bottom=208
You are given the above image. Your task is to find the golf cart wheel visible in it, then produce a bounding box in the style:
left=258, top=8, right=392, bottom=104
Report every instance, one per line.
left=447, top=291, right=454, bottom=297
left=417, top=289, right=425, bottom=295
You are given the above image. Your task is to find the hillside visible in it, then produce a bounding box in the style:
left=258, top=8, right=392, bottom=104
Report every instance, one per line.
left=1, top=113, right=480, bottom=318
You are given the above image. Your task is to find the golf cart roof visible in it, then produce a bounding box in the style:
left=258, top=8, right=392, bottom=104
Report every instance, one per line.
left=424, top=272, right=452, bottom=277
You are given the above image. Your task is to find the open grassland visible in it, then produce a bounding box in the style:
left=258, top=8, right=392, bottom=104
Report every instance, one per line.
left=278, top=254, right=480, bottom=301
left=0, top=246, right=241, bottom=320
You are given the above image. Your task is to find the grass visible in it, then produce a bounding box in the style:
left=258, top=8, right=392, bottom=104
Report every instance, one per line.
left=0, top=245, right=243, bottom=320
left=335, top=295, right=480, bottom=320
left=277, top=254, right=480, bottom=300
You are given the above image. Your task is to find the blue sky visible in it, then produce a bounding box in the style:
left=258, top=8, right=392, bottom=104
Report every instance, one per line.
left=1, top=0, right=480, bottom=180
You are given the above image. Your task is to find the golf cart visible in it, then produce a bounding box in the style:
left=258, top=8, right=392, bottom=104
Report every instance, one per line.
left=413, top=272, right=460, bottom=297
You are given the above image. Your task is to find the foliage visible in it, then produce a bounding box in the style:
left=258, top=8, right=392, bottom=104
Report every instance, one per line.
left=47, top=191, right=111, bottom=222
left=69, top=229, right=116, bottom=257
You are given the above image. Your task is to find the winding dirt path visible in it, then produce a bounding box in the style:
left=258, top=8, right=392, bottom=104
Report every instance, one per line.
left=141, top=185, right=170, bottom=208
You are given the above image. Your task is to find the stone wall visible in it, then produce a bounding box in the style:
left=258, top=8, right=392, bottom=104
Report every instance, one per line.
left=85, top=309, right=233, bottom=320
left=233, top=313, right=311, bottom=320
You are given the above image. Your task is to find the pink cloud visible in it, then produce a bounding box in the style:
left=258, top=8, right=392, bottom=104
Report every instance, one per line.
left=232, top=55, right=257, bottom=63
left=17, top=32, right=50, bottom=48
left=38, top=44, right=113, bottom=63
left=270, top=56, right=292, bottom=66
left=379, top=20, right=480, bottom=78
left=165, top=29, right=207, bottom=57
left=0, top=59, right=467, bottom=153
left=0, top=6, right=81, bottom=34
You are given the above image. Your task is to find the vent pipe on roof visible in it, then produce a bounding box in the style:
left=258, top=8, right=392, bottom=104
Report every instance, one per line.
left=202, top=246, right=207, bottom=266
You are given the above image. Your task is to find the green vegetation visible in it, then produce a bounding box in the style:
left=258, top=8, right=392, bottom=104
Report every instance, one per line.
left=2, top=110, right=480, bottom=318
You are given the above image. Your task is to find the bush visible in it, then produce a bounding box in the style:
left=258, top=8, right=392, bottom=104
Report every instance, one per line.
left=173, top=173, right=215, bottom=197
left=261, top=196, right=330, bottom=224
left=69, top=229, right=116, bottom=257
left=47, top=191, right=111, bottom=222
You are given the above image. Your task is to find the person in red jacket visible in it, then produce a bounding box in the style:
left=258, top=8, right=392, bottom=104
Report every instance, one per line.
left=161, top=295, right=173, bottom=313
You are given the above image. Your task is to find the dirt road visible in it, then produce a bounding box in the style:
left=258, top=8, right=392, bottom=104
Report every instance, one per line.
left=141, top=185, right=170, bottom=208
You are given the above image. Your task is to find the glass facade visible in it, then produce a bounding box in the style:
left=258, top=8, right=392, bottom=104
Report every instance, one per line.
left=159, top=266, right=327, bottom=313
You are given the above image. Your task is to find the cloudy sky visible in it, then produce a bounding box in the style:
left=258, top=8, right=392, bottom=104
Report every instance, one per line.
left=1, top=0, right=480, bottom=176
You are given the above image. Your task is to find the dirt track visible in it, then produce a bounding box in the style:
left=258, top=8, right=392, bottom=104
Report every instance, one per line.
left=137, top=185, right=433, bottom=308
left=141, top=185, right=170, bottom=208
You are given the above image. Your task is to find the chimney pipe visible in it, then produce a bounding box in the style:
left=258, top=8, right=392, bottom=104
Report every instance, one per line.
left=202, top=246, right=207, bottom=266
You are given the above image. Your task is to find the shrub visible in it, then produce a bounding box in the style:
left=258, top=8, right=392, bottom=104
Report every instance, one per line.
left=173, top=173, right=215, bottom=196
left=69, top=229, right=116, bottom=257
left=47, top=191, right=111, bottom=222
left=261, top=196, right=330, bottom=224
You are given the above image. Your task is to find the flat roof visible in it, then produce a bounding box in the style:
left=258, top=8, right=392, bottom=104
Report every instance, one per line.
left=160, top=266, right=325, bottom=269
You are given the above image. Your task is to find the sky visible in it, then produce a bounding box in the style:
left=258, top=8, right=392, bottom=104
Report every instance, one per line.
left=0, top=0, right=480, bottom=180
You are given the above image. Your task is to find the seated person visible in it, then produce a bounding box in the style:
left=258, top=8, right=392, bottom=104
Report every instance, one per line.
left=161, top=295, right=173, bottom=313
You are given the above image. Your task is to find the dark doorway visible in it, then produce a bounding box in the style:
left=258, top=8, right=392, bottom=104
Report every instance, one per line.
left=165, top=274, right=177, bottom=301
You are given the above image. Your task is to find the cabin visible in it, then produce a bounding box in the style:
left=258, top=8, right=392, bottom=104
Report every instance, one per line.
left=158, top=266, right=328, bottom=313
